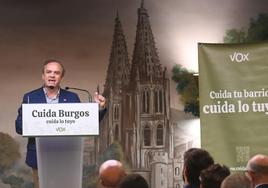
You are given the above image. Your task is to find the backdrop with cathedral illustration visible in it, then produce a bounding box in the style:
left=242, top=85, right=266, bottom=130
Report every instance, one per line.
left=0, top=0, right=268, bottom=188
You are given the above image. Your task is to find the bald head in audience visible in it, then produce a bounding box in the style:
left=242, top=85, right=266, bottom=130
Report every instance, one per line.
left=221, top=173, right=251, bottom=188
left=246, top=154, right=268, bottom=188
left=99, top=160, right=126, bottom=188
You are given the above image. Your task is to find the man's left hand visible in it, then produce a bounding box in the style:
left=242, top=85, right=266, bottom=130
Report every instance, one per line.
left=94, top=92, right=106, bottom=108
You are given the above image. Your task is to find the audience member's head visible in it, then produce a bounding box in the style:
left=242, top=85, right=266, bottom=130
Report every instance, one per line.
left=200, top=164, right=230, bottom=188
left=99, top=160, right=126, bottom=188
left=246, top=154, right=268, bottom=187
left=118, top=173, right=149, bottom=188
left=183, top=148, right=214, bottom=188
left=221, top=173, right=251, bottom=188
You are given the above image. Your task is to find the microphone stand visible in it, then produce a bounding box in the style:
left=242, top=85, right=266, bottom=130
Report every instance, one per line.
left=65, top=87, right=93, bottom=102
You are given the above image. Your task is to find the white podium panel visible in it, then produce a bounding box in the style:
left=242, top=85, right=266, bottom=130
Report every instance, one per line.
left=22, top=103, right=99, bottom=136
left=36, top=137, right=83, bottom=188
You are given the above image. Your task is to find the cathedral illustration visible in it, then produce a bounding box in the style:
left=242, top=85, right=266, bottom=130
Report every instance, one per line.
left=92, top=2, right=192, bottom=188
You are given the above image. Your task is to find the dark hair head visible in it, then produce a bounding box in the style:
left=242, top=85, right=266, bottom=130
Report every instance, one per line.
left=200, top=164, right=230, bottom=188
left=42, top=59, right=65, bottom=77
left=119, top=173, right=149, bottom=188
left=183, top=148, right=214, bottom=186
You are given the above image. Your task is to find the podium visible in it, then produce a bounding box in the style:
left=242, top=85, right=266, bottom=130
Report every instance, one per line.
left=22, top=103, right=99, bottom=188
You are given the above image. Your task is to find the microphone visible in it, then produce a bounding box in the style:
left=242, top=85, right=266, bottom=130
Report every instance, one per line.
left=65, top=86, right=93, bottom=102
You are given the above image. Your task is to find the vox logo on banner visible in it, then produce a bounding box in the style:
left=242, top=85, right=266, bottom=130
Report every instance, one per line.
left=198, top=42, right=268, bottom=172
left=229, top=52, right=249, bottom=62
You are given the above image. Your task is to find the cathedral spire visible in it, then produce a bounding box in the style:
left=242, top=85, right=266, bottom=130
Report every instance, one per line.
left=103, top=12, right=130, bottom=97
left=130, top=1, right=163, bottom=84
left=116, top=10, right=119, bottom=20
left=141, top=0, right=144, bottom=8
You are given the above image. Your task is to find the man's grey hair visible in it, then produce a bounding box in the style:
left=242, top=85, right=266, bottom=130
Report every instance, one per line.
left=42, top=59, right=65, bottom=77
left=248, top=162, right=268, bottom=175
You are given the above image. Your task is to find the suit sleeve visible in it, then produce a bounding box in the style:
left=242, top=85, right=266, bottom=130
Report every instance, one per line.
left=74, top=93, right=81, bottom=103
left=15, top=94, right=28, bottom=135
left=99, top=108, right=107, bottom=122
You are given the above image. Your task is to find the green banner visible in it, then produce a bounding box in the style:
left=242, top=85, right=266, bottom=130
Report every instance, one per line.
left=198, top=42, right=268, bottom=171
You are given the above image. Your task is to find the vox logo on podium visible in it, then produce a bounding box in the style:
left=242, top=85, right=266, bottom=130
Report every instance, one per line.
left=56, top=127, right=66, bottom=132
left=229, top=52, right=249, bottom=63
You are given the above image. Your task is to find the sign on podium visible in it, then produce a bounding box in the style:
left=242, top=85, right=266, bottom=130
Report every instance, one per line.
left=22, top=103, right=99, bottom=136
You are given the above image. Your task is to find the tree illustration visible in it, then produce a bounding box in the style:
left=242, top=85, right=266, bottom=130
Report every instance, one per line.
left=0, top=132, right=20, bottom=173
left=172, top=64, right=199, bottom=117
left=224, top=13, right=268, bottom=43
left=2, top=175, right=24, bottom=188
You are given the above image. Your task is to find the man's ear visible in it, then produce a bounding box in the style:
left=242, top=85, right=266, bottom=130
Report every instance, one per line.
left=246, top=171, right=253, bottom=179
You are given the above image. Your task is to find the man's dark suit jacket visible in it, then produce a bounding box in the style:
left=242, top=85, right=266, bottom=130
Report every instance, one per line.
left=257, top=184, right=268, bottom=188
left=184, top=184, right=199, bottom=188
left=15, top=87, right=106, bottom=169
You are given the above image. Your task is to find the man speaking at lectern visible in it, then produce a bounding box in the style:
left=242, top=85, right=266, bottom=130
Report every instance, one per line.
left=15, top=59, right=106, bottom=188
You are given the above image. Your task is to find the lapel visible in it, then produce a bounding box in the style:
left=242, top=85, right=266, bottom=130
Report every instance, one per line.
left=35, top=87, right=46, bottom=103
left=59, top=88, right=68, bottom=103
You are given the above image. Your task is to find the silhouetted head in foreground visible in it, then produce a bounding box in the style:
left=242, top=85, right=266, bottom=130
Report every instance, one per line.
left=119, top=173, right=149, bottom=188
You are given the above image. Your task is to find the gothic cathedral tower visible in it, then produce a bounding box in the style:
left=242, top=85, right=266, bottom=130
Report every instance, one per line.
left=100, top=2, right=173, bottom=188
left=126, top=2, right=172, bottom=188
left=100, top=12, right=130, bottom=152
